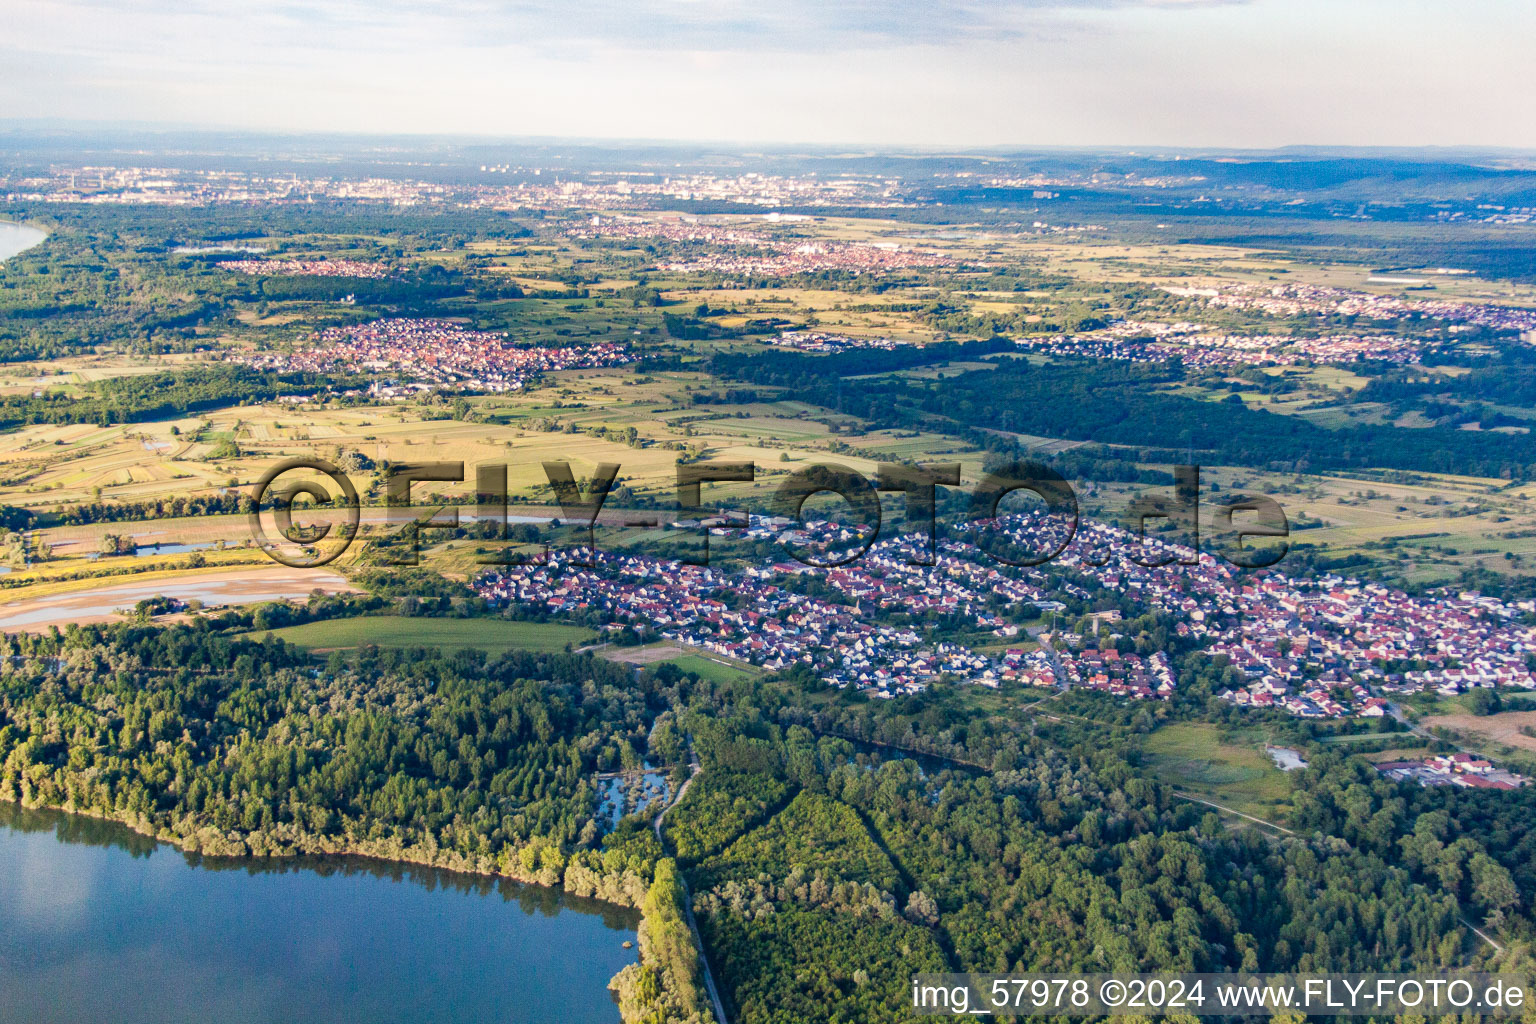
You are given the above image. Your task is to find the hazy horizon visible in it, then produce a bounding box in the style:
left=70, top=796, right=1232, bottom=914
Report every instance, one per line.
left=5, top=122, right=1536, bottom=164
left=6, top=0, right=1536, bottom=150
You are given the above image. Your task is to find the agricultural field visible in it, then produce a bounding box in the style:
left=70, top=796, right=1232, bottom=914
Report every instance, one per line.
left=1, top=197, right=1533, bottom=595
left=1422, top=709, right=1536, bottom=758
left=3, top=185, right=1536, bottom=623
left=0, top=563, right=354, bottom=630
left=1079, top=463, right=1536, bottom=585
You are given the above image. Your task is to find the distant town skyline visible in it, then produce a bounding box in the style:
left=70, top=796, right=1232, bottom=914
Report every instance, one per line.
left=5, top=0, right=1535, bottom=148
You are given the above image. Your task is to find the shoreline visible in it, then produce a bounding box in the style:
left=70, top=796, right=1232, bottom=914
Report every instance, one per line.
left=0, top=791, right=642, bottom=913
left=1, top=791, right=653, bottom=1011
left=0, top=220, right=47, bottom=262
left=0, top=793, right=647, bottom=1020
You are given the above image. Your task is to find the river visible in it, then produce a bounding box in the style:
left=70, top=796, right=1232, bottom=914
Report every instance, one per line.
left=0, top=221, right=46, bottom=262
left=0, top=802, right=638, bottom=1023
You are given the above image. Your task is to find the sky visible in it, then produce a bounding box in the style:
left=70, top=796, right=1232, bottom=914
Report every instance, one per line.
left=4, top=0, right=1536, bottom=148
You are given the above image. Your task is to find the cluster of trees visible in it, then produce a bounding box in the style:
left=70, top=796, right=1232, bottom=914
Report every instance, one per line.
left=0, top=616, right=723, bottom=1024
left=609, top=860, right=716, bottom=1024
left=1362, top=362, right=1536, bottom=421
left=0, top=365, right=320, bottom=429
left=1292, top=753, right=1530, bottom=929
left=0, top=622, right=662, bottom=865
left=752, top=357, right=1536, bottom=480
left=248, top=266, right=470, bottom=304
left=45, top=491, right=253, bottom=526
left=707, top=337, right=1011, bottom=390
left=702, top=340, right=1536, bottom=482
left=916, top=297, right=1109, bottom=338
left=641, top=673, right=1533, bottom=1023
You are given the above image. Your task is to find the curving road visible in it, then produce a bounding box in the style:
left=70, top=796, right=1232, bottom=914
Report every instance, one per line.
left=654, top=748, right=730, bottom=1024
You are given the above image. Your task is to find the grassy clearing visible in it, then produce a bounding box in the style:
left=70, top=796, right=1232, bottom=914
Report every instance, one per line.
left=1318, top=731, right=1389, bottom=743
left=662, top=653, right=760, bottom=683
left=249, top=615, right=595, bottom=654
left=602, top=643, right=761, bottom=682
left=1141, top=722, right=1293, bottom=823
left=1361, top=748, right=1438, bottom=763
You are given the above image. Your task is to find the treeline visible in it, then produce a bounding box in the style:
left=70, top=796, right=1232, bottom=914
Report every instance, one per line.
left=0, top=620, right=716, bottom=1023
left=706, top=347, right=1536, bottom=478
left=248, top=267, right=472, bottom=304
left=706, top=336, right=1013, bottom=389
left=0, top=365, right=321, bottom=429
left=1293, top=753, right=1530, bottom=929
left=774, top=359, right=1536, bottom=480
left=609, top=860, right=717, bottom=1024
left=0, top=622, right=669, bottom=855
left=43, top=491, right=254, bottom=526
left=1362, top=363, right=1536, bottom=411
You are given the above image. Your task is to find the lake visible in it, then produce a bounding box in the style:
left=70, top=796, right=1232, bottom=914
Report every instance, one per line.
left=0, top=802, right=639, bottom=1024
left=0, top=222, right=46, bottom=262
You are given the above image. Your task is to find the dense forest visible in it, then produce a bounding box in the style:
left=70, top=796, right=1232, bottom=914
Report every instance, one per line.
left=712, top=350, right=1536, bottom=480
left=1365, top=364, right=1536, bottom=406
left=0, top=619, right=721, bottom=1022
left=707, top=337, right=1012, bottom=387
left=0, top=622, right=658, bottom=857
left=658, top=676, right=1531, bottom=1023
left=2, top=619, right=1534, bottom=1023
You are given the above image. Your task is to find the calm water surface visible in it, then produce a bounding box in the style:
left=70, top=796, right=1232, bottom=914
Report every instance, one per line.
left=0, top=222, right=46, bottom=262
left=0, top=803, right=638, bottom=1024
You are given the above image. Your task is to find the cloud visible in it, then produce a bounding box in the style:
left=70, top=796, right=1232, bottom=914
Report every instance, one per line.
left=379, top=0, right=1255, bottom=52
left=6, top=0, right=1252, bottom=65
left=3, top=0, right=1532, bottom=148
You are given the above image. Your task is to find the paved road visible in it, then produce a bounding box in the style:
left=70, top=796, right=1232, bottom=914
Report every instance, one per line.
left=1386, top=700, right=1505, bottom=764
left=654, top=748, right=730, bottom=1024
left=1387, top=701, right=1428, bottom=737
left=1040, top=642, right=1072, bottom=694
